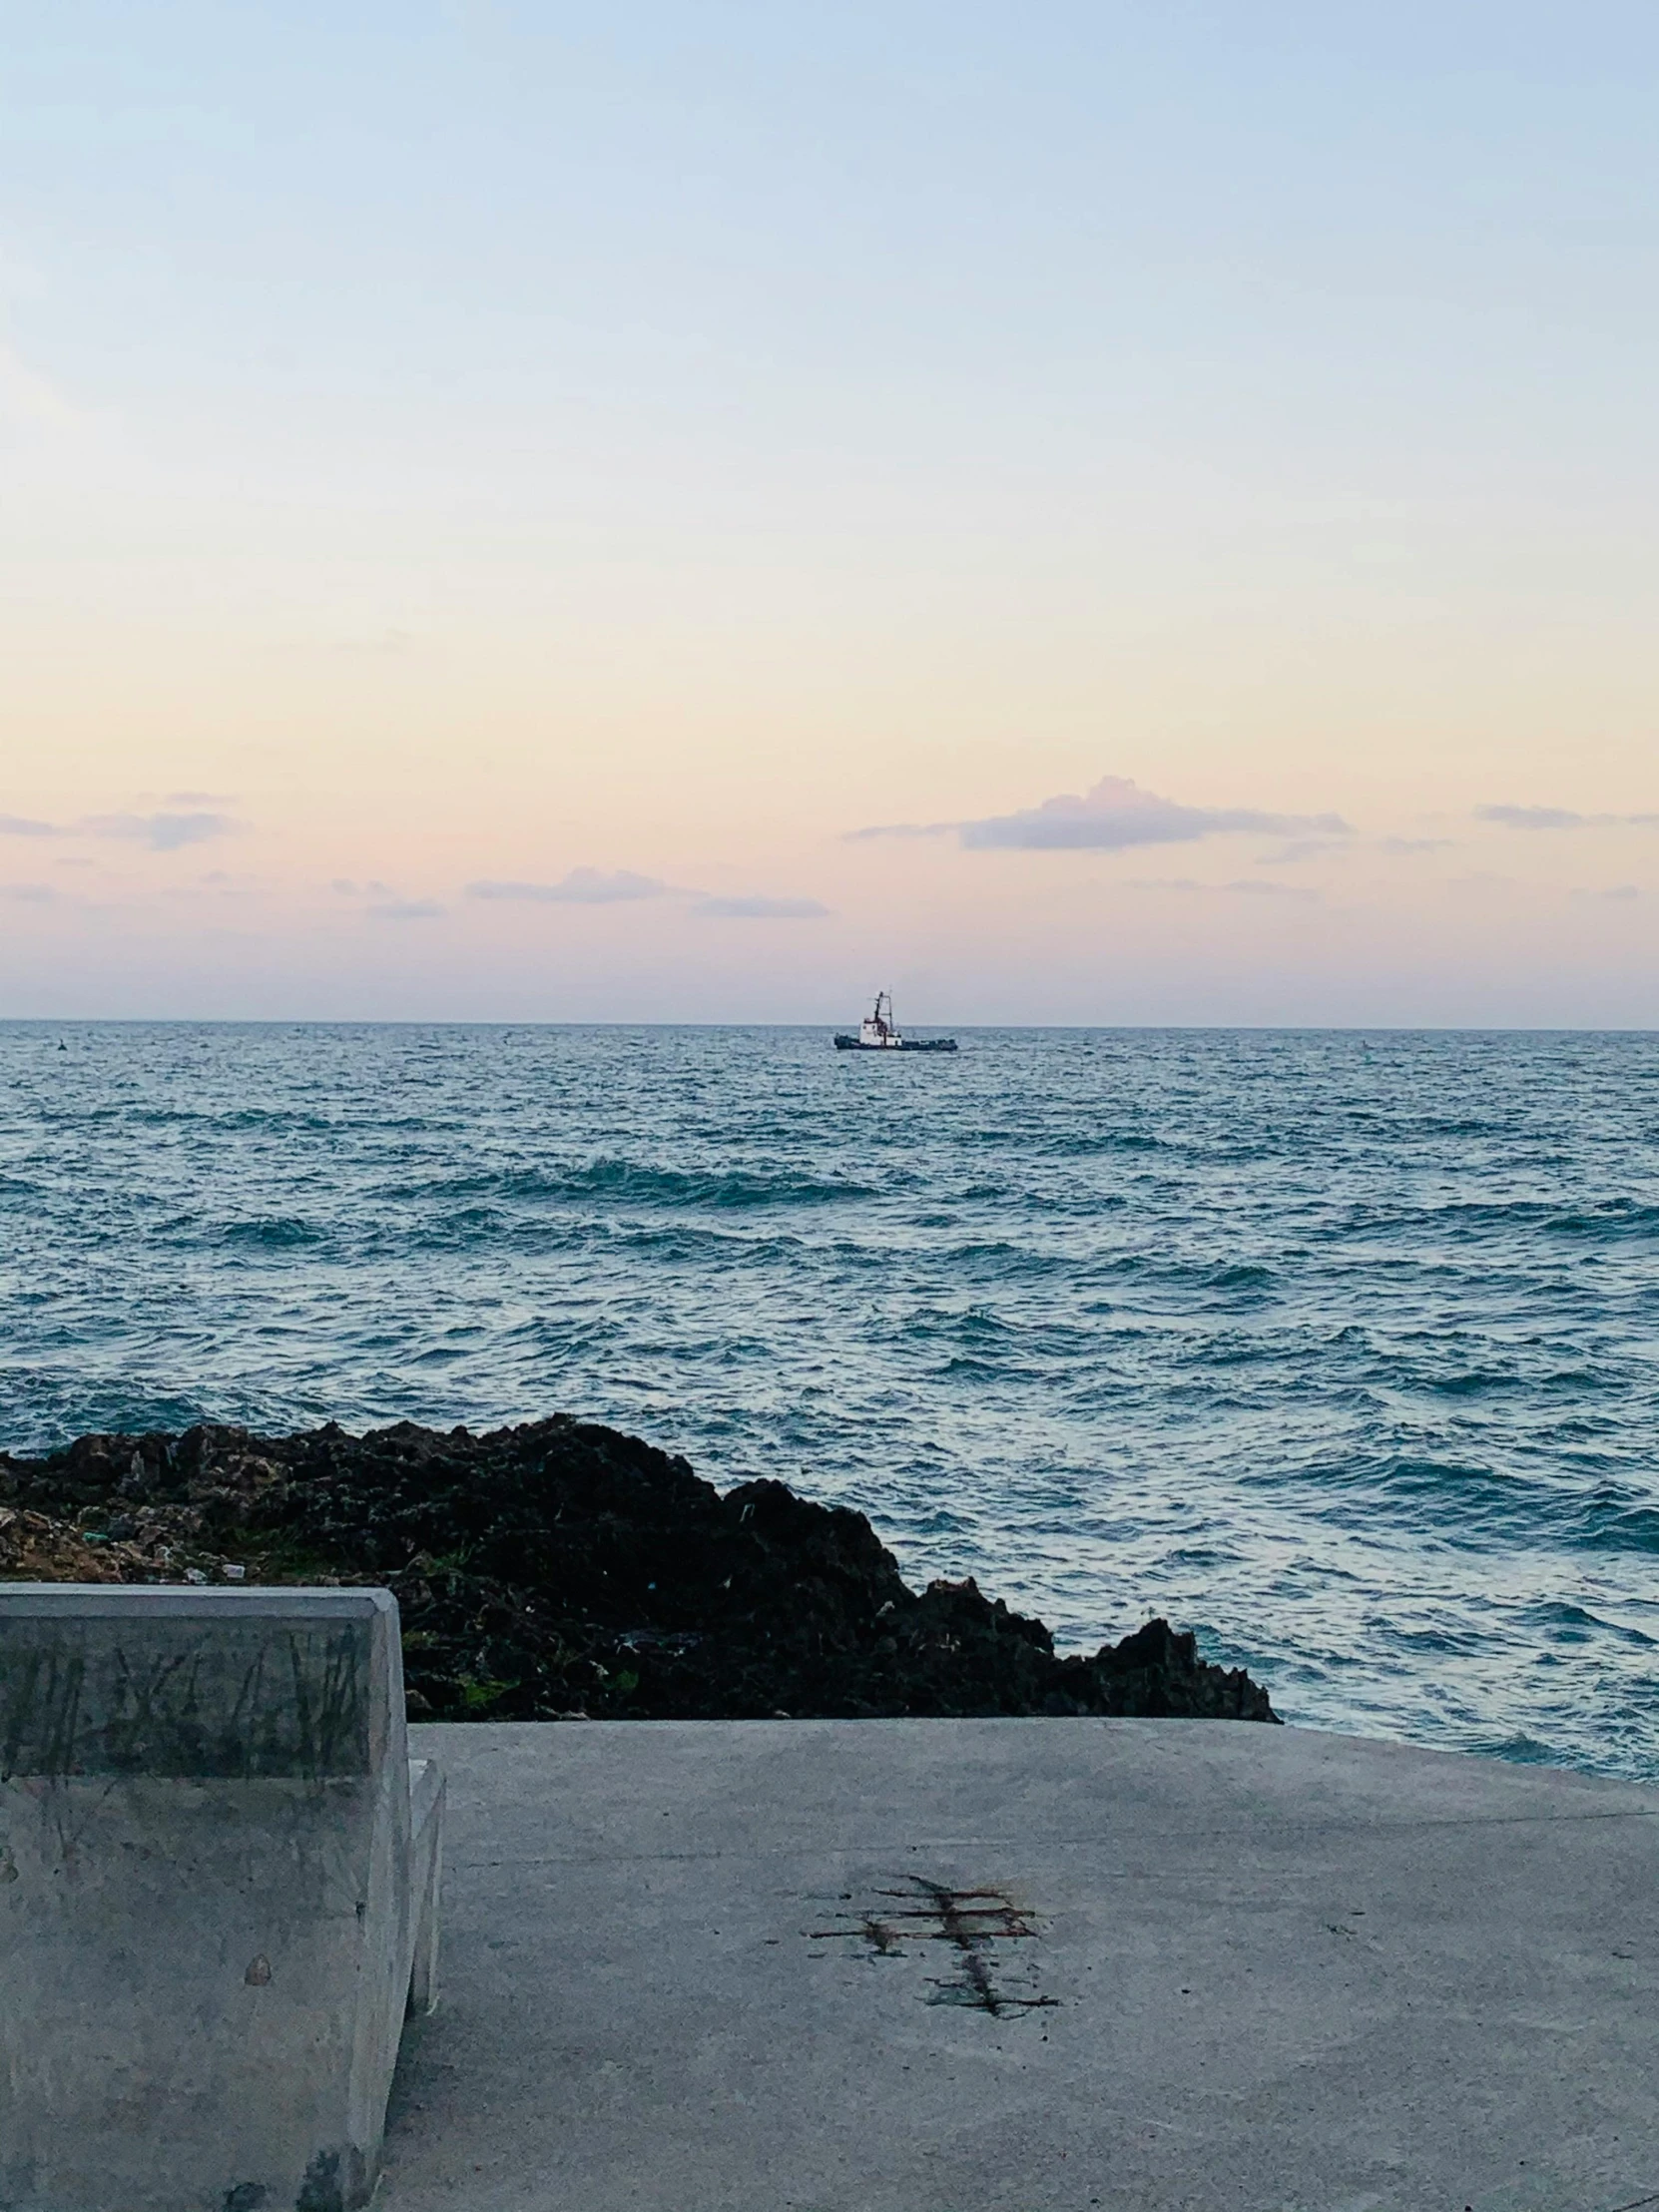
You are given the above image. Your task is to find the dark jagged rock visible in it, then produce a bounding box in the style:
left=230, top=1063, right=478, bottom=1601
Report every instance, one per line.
left=0, top=1417, right=1279, bottom=1724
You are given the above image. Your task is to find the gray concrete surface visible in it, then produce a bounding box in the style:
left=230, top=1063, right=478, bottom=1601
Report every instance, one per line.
left=0, top=1585, right=443, bottom=2212
left=389, top=1718, right=1659, bottom=2212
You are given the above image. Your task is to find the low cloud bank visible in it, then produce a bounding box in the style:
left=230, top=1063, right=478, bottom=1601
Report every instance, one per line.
left=854, top=776, right=1351, bottom=852
left=1127, top=876, right=1318, bottom=900
left=2, top=809, right=239, bottom=849
left=367, top=898, right=445, bottom=921
left=83, top=812, right=238, bottom=851
left=691, top=895, right=830, bottom=919
left=467, top=868, right=668, bottom=903
left=467, top=870, right=828, bottom=919
left=1478, top=805, right=1659, bottom=830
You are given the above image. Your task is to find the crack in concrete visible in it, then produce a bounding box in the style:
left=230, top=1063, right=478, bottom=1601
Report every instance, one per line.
left=806, top=1877, right=1059, bottom=2017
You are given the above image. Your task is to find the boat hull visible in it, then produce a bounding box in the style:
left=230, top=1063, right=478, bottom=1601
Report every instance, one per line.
left=833, top=1036, right=958, bottom=1052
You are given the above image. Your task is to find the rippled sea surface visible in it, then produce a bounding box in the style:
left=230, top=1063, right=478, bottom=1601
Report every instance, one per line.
left=2, top=1021, right=1657, bottom=1773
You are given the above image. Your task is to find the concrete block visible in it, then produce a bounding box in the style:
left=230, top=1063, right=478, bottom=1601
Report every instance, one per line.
left=0, top=1585, right=443, bottom=2212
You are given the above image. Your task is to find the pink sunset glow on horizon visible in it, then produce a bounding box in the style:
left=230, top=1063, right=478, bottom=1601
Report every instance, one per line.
left=5, top=7, right=1658, bottom=1025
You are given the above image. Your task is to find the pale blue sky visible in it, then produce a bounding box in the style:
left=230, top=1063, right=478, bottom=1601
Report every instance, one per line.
left=4, top=5, right=1659, bottom=1019
left=12, top=6, right=1659, bottom=475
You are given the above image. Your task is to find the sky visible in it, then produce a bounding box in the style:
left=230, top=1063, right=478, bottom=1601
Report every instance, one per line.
left=4, top=2, right=1659, bottom=1023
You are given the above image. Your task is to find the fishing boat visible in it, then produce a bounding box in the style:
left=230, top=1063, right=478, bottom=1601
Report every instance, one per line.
left=833, top=990, right=957, bottom=1053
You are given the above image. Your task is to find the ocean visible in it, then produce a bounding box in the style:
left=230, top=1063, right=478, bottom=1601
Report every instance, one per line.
left=2, top=1020, right=1656, bottom=1776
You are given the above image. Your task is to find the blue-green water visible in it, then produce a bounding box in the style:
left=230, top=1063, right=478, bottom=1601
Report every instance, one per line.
left=3, top=1021, right=1657, bottom=1776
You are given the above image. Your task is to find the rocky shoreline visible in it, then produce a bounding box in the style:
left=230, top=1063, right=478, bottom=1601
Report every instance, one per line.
left=0, top=1415, right=1278, bottom=1723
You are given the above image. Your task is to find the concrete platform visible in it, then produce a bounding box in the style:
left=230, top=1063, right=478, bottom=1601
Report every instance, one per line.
left=387, top=1720, right=1659, bottom=2212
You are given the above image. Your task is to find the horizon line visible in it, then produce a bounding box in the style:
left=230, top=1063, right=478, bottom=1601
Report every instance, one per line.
left=2, top=1016, right=1656, bottom=1037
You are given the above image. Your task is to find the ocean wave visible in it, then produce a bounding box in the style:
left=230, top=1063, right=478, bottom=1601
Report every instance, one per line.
left=909, top=1306, right=1020, bottom=1343
left=1032, top=1129, right=1167, bottom=1156
left=382, top=1157, right=877, bottom=1212
left=219, top=1216, right=329, bottom=1250
left=1420, top=1368, right=1523, bottom=1397
left=1521, top=1599, right=1657, bottom=1648
left=389, top=1204, right=513, bottom=1253
left=1580, top=1499, right=1659, bottom=1554
left=1398, top=1196, right=1659, bottom=1241
left=1302, top=1453, right=1554, bottom=1534
left=1203, top=1261, right=1278, bottom=1291
left=1542, top=1201, right=1659, bottom=1240
left=918, top=1240, right=1069, bottom=1283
